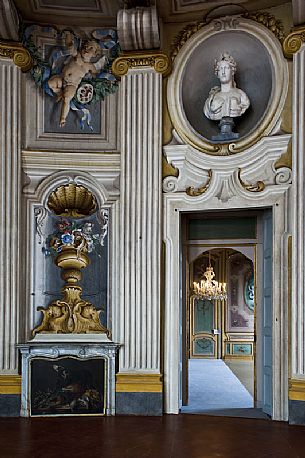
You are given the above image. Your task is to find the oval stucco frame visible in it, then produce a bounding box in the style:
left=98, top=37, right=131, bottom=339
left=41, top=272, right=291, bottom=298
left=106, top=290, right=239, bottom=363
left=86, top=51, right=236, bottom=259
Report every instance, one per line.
left=167, top=17, right=289, bottom=155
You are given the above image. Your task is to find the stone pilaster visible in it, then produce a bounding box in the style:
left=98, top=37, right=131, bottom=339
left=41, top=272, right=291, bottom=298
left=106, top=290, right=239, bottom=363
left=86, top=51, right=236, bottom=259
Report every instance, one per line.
left=285, top=31, right=305, bottom=424
left=0, top=58, right=22, bottom=375
left=291, top=44, right=305, bottom=379
left=113, top=54, right=168, bottom=414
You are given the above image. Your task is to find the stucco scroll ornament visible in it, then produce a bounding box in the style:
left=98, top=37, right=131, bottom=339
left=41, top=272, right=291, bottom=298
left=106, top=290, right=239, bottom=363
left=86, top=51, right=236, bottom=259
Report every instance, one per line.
left=0, top=40, right=32, bottom=71
left=112, top=52, right=170, bottom=77
left=34, top=206, right=48, bottom=244
left=237, top=169, right=265, bottom=192
left=204, top=53, right=250, bottom=142
left=22, top=25, right=120, bottom=130
left=186, top=170, right=212, bottom=197
left=283, top=27, right=305, bottom=58
left=97, top=209, right=109, bottom=246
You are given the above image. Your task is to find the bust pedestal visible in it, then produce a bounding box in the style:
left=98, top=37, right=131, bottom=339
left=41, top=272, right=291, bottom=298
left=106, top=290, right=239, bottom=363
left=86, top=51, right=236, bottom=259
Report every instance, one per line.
left=212, top=117, right=239, bottom=142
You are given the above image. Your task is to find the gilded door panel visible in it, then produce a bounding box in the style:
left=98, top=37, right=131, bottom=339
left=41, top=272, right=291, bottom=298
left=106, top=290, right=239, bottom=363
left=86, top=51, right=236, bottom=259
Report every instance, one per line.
left=194, top=298, right=214, bottom=333
left=190, top=296, right=217, bottom=358
left=193, top=336, right=215, bottom=356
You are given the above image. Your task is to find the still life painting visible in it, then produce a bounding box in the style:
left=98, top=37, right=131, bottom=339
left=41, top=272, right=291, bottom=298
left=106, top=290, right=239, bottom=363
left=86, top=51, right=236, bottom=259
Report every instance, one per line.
left=30, top=357, right=106, bottom=416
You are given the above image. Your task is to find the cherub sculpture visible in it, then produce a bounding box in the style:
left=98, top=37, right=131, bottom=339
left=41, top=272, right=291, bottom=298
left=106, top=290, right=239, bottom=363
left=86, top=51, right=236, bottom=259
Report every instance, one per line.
left=48, top=31, right=108, bottom=127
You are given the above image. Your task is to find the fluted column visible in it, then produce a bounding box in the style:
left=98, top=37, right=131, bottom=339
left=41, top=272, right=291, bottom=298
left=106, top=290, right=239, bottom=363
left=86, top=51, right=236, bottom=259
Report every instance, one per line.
left=291, top=45, right=305, bottom=379
left=284, top=31, right=305, bottom=423
left=0, top=58, right=22, bottom=376
left=113, top=54, right=169, bottom=414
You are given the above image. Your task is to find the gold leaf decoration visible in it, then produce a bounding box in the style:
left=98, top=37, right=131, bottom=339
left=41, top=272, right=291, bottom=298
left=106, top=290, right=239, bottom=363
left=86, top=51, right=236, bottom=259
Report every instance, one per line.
left=47, top=184, right=97, bottom=218
left=238, top=168, right=266, bottom=192
left=0, top=40, right=32, bottom=72
left=112, top=52, right=170, bottom=77
left=186, top=170, right=212, bottom=197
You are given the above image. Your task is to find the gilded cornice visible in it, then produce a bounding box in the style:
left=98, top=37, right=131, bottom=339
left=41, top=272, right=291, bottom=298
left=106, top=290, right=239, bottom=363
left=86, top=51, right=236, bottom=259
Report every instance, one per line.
left=171, top=13, right=284, bottom=62
left=112, top=52, right=171, bottom=77
left=283, top=26, right=305, bottom=58
left=0, top=40, right=32, bottom=71
left=162, top=155, right=179, bottom=180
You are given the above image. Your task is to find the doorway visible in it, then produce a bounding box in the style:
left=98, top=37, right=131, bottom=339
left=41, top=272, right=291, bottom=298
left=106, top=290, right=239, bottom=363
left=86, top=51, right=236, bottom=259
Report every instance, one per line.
left=180, top=210, right=272, bottom=418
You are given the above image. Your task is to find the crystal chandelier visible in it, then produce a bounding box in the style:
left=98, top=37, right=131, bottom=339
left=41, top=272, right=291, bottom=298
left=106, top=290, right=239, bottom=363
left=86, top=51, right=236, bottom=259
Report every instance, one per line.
left=193, top=264, right=227, bottom=301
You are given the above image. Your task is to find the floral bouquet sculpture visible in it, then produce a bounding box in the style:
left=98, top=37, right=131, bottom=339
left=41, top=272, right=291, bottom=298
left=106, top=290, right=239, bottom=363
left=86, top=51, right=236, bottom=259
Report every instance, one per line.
left=33, top=219, right=109, bottom=336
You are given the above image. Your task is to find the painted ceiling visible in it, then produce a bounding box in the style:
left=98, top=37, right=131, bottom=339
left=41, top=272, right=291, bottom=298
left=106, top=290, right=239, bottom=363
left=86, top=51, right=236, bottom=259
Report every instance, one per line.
left=13, top=0, right=290, bottom=26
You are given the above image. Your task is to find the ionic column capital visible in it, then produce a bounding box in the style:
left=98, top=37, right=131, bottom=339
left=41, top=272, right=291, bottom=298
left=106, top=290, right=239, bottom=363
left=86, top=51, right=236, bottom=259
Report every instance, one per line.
left=0, top=40, right=32, bottom=72
left=112, top=51, right=171, bottom=77
left=283, top=26, right=305, bottom=58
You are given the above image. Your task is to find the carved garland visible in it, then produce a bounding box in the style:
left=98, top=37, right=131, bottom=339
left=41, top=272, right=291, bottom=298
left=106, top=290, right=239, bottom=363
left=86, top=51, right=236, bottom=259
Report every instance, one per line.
left=0, top=40, right=32, bottom=71
left=112, top=52, right=171, bottom=77
left=171, top=12, right=285, bottom=62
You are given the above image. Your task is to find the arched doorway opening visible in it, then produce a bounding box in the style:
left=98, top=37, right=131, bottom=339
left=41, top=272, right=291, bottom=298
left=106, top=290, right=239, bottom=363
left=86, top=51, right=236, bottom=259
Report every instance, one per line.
left=182, top=247, right=259, bottom=417
left=174, top=209, right=275, bottom=419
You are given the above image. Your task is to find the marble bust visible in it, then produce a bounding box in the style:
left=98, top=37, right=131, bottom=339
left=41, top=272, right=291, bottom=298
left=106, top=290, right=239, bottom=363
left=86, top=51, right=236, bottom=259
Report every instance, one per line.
left=204, top=52, right=250, bottom=125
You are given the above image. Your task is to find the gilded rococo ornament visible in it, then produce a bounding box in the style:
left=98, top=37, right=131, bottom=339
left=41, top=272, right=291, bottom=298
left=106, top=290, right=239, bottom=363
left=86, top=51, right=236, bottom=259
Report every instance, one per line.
left=112, top=52, right=171, bottom=77
left=237, top=168, right=265, bottom=192
left=0, top=40, right=32, bottom=71
left=33, top=217, right=109, bottom=336
left=283, top=26, right=305, bottom=58
left=186, top=170, right=212, bottom=197
left=47, top=183, right=97, bottom=218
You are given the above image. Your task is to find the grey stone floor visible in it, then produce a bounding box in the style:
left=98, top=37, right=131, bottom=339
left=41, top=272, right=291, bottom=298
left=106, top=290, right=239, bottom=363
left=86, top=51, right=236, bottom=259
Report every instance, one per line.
left=181, top=359, right=268, bottom=419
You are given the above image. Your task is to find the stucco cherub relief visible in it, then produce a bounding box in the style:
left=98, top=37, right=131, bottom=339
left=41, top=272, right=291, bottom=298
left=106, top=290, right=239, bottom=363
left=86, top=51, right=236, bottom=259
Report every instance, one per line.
left=48, top=32, right=108, bottom=127
left=23, top=25, right=120, bottom=130
left=204, top=52, right=250, bottom=141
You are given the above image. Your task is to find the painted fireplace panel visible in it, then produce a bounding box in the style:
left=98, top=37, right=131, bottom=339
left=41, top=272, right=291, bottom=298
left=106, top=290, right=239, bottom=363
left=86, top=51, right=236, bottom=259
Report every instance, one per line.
left=30, top=356, right=106, bottom=416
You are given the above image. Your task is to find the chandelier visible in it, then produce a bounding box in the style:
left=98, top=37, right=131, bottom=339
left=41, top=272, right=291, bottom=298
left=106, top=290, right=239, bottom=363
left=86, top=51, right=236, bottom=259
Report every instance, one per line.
left=193, top=264, right=227, bottom=301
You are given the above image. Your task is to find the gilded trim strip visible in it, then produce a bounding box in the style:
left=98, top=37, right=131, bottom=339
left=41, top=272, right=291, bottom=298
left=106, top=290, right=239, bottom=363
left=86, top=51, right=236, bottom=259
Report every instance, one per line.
left=283, top=26, right=305, bottom=58
left=0, top=40, right=32, bottom=72
left=289, top=379, right=305, bottom=401
left=0, top=375, right=21, bottom=394
left=116, top=373, right=163, bottom=393
left=112, top=52, right=170, bottom=77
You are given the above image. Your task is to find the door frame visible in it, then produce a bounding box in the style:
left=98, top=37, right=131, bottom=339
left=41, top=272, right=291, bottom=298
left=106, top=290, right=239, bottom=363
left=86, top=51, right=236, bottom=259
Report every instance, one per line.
left=163, top=192, right=290, bottom=420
